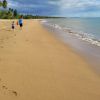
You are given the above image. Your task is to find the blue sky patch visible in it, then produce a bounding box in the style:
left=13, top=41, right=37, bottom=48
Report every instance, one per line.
left=7, top=0, right=100, bottom=17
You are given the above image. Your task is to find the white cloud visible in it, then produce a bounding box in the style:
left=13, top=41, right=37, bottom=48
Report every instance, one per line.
left=58, top=0, right=100, bottom=16
left=6, top=0, right=100, bottom=17
left=59, top=0, right=100, bottom=9
left=8, top=0, right=39, bottom=8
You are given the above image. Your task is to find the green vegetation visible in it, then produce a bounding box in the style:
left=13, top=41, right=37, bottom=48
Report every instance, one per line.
left=0, top=0, right=20, bottom=19
left=23, top=15, right=64, bottom=19
left=0, top=0, right=7, bottom=8
left=0, top=0, right=64, bottom=19
left=2, top=0, right=7, bottom=8
left=0, top=8, right=19, bottom=19
left=0, top=9, right=64, bottom=19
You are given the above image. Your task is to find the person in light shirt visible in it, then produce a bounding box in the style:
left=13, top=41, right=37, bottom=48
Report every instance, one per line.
left=18, top=15, right=23, bottom=29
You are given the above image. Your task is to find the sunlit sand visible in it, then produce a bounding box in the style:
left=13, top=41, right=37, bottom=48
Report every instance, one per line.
left=0, top=20, right=100, bottom=100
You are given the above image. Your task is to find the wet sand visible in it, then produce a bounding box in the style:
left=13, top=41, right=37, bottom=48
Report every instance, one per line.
left=42, top=23, right=100, bottom=75
left=0, top=20, right=100, bottom=100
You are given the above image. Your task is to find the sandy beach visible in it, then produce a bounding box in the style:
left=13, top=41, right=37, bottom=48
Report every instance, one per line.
left=0, top=20, right=100, bottom=100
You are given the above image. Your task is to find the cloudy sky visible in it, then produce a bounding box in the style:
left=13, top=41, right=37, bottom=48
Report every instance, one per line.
left=7, top=0, right=100, bottom=17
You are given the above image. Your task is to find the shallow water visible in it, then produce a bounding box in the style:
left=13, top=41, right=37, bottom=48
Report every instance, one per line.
left=45, top=18, right=100, bottom=40
left=41, top=18, right=100, bottom=75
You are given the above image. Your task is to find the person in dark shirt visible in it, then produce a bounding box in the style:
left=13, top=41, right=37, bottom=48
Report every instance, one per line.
left=12, top=21, right=15, bottom=30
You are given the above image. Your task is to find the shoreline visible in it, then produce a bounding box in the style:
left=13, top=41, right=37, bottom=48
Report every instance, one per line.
left=0, top=19, right=100, bottom=100
left=41, top=19, right=100, bottom=75
left=42, top=18, right=100, bottom=47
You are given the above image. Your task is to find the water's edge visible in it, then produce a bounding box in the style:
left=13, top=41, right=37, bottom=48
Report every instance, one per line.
left=41, top=19, right=100, bottom=75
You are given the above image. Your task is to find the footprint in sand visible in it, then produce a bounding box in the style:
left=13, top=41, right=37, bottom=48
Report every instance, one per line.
left=0, top=46, right=4, bottom=48
left=6, top=37, right=9, bottom=39
left=0, top=40, right=4, bottom=43
left=26, top=39, right=33, bottom=44
left=0, top=79, right=18, bottom=97
left=9, top=90, right=18, bottom=96
left=13, top=41, right=16, bottom=44
left=2, top=85, right=18, bottom=96
left=26, top=39, right=32, bottom=43
left=2, top=85, right=8, bottom=90
left=26, top=39, right=29, bottom=42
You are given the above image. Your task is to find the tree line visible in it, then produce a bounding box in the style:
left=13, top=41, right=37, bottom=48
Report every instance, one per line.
left=0, top=0, right=64, bottom=19
left=0, top=0, right=19, bottom=19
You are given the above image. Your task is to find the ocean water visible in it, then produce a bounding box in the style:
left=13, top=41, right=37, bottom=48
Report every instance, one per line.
left=47, top=18, right=100, bottom=38
left=41, top=18, right=100, bottom=74
left=42, top=18, right=100, bottom=46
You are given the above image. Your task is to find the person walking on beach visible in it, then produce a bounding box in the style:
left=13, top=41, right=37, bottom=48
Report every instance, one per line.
left=12, top=21, right=15, bottom=30
left=18, top=15, right=23, bottom=30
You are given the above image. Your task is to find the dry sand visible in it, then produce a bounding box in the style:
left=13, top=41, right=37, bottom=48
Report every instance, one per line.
left=0, top=20, right=100, bottom=100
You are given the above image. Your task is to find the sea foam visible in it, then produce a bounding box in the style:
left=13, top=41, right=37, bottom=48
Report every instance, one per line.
left=41, top=19, right=100, bottom=47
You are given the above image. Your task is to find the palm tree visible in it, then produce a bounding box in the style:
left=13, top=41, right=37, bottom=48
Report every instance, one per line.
left=13, top=9, right=18, bottom=17
left=2, top=0, right=7, bottom=8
